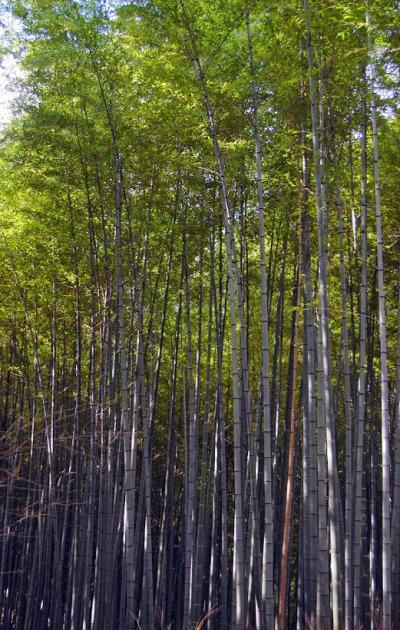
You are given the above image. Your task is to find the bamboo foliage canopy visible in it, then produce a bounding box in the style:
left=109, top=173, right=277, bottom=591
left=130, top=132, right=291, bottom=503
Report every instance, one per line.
left=0, top=1, right=400, bottom=629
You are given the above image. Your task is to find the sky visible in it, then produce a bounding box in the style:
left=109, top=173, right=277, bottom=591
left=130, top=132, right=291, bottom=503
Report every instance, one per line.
left=0, top=55, right=20, bottom=129
left=0, top=2, right=126, bottom=129
left=0, top=9, right=22, bottom=129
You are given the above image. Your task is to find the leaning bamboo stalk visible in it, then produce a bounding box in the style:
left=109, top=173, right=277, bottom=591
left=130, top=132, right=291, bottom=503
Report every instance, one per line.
left=179, top=5, right=246, bottom=624
left=366, top=10, right=391, bottom=627
left=245, top=9, right=274, bottom=627
left=278, top=252, right=302, bottom=630
left=353, top=81, right=368, bottom=629
left=304, top=3, right=343, bottom=625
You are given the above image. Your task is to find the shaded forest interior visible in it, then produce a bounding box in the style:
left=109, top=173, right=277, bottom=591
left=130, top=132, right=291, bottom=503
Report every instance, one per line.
left=1, top=0, right=400, bottom=628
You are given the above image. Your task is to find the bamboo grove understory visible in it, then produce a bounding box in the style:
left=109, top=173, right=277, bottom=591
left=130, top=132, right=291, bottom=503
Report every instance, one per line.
left=0, top=0, right=400, bottom=628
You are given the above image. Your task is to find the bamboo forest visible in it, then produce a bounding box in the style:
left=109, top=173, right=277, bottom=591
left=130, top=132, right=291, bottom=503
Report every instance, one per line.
left=1, top=0, right=400, bottom=628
